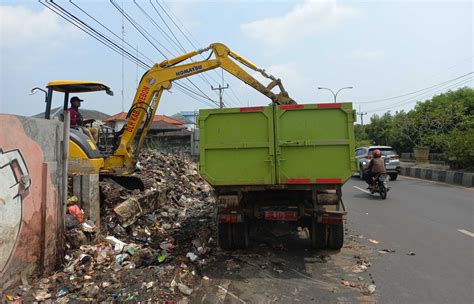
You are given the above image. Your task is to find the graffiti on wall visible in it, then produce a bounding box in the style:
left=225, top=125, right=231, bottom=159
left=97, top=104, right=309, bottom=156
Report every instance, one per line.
left=0, top=149, right=31, bottom=272
left=0, top=114, right=60, bottom=289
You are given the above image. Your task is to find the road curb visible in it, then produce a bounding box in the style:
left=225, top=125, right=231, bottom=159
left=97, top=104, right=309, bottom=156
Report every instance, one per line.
left=399, top=167, right=473, bottom=187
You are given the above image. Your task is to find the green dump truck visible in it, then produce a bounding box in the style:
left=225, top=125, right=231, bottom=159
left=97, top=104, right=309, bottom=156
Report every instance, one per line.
left=199, top=103, right=357, bottom=249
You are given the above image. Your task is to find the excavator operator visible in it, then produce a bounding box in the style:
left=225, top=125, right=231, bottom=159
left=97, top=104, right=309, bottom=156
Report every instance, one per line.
left=68, top=96, right=98, bottom=143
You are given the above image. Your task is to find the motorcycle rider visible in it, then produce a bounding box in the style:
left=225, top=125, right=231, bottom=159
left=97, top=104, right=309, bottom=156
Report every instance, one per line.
left=365, top=149, right=387, bottom=189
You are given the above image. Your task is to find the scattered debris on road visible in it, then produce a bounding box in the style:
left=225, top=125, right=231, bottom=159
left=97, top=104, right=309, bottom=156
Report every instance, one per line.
left=378, top=249, right=396, bottom=254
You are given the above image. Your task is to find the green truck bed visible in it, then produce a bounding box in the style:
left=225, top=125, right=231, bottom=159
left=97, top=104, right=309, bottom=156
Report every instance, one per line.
left=198, top=103, right=357, bottom=186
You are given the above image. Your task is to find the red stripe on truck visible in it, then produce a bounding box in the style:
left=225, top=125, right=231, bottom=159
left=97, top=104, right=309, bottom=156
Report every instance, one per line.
left=285, top=178, right=311, bottom=184
left=240, top=106, right=264, bottom=112
left=279, top=104, right=305, bottom=110
left=317, top=103, right=342, bottom=109
left=316, top=178, right=343, bottom=184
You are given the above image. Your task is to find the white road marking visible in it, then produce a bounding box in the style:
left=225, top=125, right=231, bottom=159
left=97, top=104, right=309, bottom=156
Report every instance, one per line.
left=217, top=285, right=247, bottom=303
left=353, top=185, right=371, bottom=194
left=457, top=229, right=474, bottom=237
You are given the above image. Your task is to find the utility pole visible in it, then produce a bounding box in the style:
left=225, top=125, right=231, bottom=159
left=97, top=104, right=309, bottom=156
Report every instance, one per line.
left=357, top=105, right=368, bottom=125
left=211, top=84, right=229, bottom=108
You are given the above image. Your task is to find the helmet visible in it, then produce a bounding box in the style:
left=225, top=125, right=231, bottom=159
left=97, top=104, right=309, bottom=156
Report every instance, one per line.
left=372, top=149, right=381, bottom=158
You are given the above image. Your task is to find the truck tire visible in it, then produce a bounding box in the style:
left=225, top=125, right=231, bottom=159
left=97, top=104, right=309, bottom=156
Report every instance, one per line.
left=217, top=223, right=233, bottom=250
left=311, top=222, right=327, bottom=249
left=328, top=224, right=344, bottom=250
left=232, top=221, right=249, bottom=249
left=389, top=173, right=398, bottom=181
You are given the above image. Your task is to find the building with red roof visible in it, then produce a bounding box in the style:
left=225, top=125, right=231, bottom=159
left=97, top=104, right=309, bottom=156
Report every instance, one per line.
left=103, top=112, right=192, bottom=153
left=103, top=112, right=185, bottom=132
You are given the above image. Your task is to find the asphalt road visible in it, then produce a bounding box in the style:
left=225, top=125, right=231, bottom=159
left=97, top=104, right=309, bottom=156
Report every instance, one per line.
left=345, top=175, right=474, bottom=304
left=190, top=176, right=472, bottom=303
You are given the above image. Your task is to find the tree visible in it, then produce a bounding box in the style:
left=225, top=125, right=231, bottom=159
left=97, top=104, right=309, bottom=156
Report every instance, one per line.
left=362, top=87, right=474, bottom=168
left=365, top=112, right=395, bottom=146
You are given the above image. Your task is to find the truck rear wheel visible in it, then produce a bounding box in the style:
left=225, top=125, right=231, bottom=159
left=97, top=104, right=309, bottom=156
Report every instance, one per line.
left=217, top=220, right=249, bottom=250
left=311, top=222, right=327, bottom=249
left=327, top=224, right=344, bottom=250
left=232, top=221, right=249, bottom=249
left=217, top=223, right=233, bottom=250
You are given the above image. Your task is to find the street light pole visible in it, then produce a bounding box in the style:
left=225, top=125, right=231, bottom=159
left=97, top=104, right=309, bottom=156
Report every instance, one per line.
left=318, top=86, right=353, bottom=103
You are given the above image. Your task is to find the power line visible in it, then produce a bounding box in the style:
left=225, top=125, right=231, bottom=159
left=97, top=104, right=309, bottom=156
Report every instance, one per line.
left=366, top=76, right=473, bottom=113
left=70, top=0, right=155, bottom=65
left=148, top=0, right=228, bottom=105
left=133, top=0, right=183, bottom=54
left=176, top=88, right=216, bottom=108
left=174, top=83, right=219, bottom=107
left=41, top=1, right=220, bottom=108
left=227, top=86, right=245, bottom=107
left=110, top=0, right=220, bottom=105
left=157, top=0, right=244, bottom=106
left=367, top=77, right=473, bottom=113
left=132, top=1, right=221, bottom=105
left=157, top=1, right=200, bottom=53
left=358, top=72, right=473, bottom=104
left=40, top=1, right=150, bottom=70
left=110, top=0, right=172, bottom=58
left=149, top=0, right=187, bottom=53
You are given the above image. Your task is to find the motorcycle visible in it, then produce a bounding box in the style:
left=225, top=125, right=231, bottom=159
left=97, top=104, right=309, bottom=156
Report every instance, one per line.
left=369, top=173, right=389, bottom=199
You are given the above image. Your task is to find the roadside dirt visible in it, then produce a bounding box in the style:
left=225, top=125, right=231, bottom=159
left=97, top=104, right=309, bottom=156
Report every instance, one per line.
left=190, top=226, right=377, bottom=304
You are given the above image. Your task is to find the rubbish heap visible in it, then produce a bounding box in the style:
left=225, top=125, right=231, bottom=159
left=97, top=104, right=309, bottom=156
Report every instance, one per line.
left=6, top=150, right=217, bottom=303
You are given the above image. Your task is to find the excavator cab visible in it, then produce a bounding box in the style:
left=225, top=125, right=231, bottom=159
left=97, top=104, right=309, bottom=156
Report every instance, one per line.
left=41, top=80, right=113, bottom=120
left=37, top=80, right=115, bottom=174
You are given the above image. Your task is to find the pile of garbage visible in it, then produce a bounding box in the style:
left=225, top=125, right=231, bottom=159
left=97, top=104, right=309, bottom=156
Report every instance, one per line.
left=6, top=151, right=217, bottom=303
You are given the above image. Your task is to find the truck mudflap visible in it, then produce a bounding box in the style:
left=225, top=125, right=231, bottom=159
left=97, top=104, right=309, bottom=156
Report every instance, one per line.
left=315, top=211, right=346, bottom=225
left=311, top=210, right=346, bottom=250
left=217, top=208, right=249, bottom=250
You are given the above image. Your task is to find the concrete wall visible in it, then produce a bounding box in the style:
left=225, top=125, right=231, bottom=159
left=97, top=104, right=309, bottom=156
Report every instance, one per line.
left=400, top=166, right=474, bottom=187
left=0, top=114, right=65, bottom=292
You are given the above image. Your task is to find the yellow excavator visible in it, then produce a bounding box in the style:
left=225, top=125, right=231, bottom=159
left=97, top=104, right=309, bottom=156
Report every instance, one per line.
left=40, top=43, right=295, bottom=187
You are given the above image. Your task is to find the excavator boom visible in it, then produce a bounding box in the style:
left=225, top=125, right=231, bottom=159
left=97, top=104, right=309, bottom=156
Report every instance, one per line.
left=104, top=42, right=295, bottom=174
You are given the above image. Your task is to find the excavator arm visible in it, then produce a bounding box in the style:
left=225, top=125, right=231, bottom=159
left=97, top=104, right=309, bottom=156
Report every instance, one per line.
left=104, top=42, right=295, bottom=174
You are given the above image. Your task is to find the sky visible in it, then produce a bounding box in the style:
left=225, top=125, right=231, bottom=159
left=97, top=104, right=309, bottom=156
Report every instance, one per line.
left=0, top=0, right=472, bottom=124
